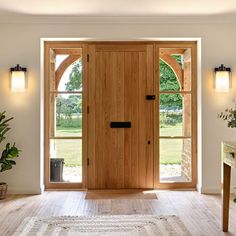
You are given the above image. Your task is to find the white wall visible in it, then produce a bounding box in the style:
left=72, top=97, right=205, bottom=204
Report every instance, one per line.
left=0, top=15, right=236, bottom=194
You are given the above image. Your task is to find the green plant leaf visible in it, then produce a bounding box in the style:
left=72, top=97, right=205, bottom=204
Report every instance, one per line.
left=0, top=163, right=13, bottom=172
left=0, top=112, right=21, bottom=172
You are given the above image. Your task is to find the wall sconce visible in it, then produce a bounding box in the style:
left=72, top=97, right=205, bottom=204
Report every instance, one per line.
left=10, top=64, right=27, bottom=92
left=215, top=64, right=231, bottom=92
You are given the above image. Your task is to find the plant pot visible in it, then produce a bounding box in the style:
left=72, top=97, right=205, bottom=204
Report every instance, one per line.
left=0, top=182, right=8, bottom=200
left=50, top=158, right=64, bottom=182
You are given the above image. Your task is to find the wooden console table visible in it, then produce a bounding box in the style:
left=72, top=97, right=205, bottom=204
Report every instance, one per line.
left=222, top=141, right=236, bottom=232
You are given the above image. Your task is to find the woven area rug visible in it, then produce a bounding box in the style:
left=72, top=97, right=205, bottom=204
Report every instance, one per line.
left=13, top=215, right=191, bottom=236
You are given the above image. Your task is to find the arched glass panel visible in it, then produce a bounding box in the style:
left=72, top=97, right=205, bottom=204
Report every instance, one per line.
left=57, top=57, right=83, bottom=92
left=160, top=57, right=181, bottom=91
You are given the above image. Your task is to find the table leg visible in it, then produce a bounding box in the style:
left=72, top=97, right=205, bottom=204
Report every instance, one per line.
left=223, top=163, right=231, bottom=232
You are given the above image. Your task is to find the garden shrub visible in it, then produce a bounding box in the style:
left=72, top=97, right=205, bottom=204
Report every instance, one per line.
left=57, top=116, right=82, bottom=128
left=160, top=111, right=182, bottom=128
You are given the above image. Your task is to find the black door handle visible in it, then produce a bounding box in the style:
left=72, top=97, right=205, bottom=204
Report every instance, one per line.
left=146, top=95, right=155, bottom=100
left=110, top=122, right=131, bottom=128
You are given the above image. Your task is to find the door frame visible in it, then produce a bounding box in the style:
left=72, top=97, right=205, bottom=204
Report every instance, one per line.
left=154, top=41, right=198, bottom=189
left=43, top=40, right=198, bottom=190
left=44, top=41, right=88, bottom=189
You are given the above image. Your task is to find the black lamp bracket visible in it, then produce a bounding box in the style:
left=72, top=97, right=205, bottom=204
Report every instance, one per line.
left=214, top=64, right=231, bottom=72
left=10, top=64, right=27, bottom=72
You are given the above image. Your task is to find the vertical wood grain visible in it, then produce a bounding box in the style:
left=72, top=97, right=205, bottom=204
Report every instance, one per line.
left=223, top=163, right=231, bottom=232
left=88, top=44, right=154, bottom=189
left=88, top=45, right=96, bottom=189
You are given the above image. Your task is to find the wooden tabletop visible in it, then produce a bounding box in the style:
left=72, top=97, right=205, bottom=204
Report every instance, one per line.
left=222, top=141, right=236, bottom=169
left=223, top=141, right=236, bottom=149
left=222, top=141, right=236, bottom=168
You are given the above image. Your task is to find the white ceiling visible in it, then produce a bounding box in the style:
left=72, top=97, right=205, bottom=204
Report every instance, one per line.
left=0, top=0, right=236, bottom=16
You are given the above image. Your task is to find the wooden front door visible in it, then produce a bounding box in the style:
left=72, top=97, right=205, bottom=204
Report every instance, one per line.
left=88, top=43, right=154, bottom=189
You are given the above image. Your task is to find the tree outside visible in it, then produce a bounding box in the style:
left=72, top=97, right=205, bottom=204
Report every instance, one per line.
left=160, top=56, right=183, bottom=129
left=56, top=59, right=82, bottom=137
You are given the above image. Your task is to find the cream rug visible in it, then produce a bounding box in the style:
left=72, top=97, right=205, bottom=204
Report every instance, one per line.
left=13, top=215, right=191, bottom=236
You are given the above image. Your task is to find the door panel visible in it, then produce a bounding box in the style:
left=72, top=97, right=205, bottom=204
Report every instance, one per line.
left=88, top=44, right=154, bottom=189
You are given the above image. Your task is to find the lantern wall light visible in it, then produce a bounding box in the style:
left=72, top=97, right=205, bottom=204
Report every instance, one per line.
left=10, top=64, right=27, bottom=92
left=214, top=64, right=231, bottom=93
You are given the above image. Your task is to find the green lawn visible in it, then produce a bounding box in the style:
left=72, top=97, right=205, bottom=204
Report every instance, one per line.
left=160, top=125, right=183, bottom=164
left=52, top=127, right=82, bottom=167
left=160, top=124, right=182, bottom=136
left=51, top=125, right=184, bottom=167
left=56, top=127, right=82, bottom=137
left=52, top=139, right=82, bottom=167
left=160, top=139, right=182, bottom=164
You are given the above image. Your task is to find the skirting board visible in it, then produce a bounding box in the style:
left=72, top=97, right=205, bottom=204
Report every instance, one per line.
left=200, top=186, right=221, bottom=194
left=6, top=184, right=236, bottom=195
left=199, top=187, right=236, bottom=194
left=40, top=184, right=45, bottom=194
left=7, top=187, right=42, bottom=195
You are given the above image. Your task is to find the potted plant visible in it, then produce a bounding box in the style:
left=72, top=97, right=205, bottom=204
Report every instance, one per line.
left=0, top=111, right=21, bottom=200
left=218, top=100, right=236, bottom=203
left=218, top=100, right=236, bottom=128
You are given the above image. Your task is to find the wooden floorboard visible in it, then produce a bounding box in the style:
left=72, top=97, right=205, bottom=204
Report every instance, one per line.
left=0, top=191, right=236, bottom=235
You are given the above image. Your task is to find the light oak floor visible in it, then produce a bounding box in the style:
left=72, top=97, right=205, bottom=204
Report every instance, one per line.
left=1, top=191, right=236, bottom=235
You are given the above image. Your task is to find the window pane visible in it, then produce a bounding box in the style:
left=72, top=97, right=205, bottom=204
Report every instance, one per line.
left=51, top=55, right=83, bottom=92
left=50, top=139, right=82, bottom=183
left=160, top=139, right=192, bottom=183
left=51, top=94, right=82, bottom=137
left=160, top=93, right=191, bottom=137
left=159, top=48, right=191, bottom=91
